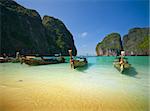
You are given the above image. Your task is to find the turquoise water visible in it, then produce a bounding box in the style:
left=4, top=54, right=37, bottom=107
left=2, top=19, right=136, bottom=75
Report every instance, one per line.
left=0, top=56, right=149, bottom=111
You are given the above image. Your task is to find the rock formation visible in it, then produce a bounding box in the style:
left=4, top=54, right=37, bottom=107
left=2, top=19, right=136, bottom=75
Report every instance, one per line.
left=0, top=0, right=77, bottom=56
left=96, top=28, right=150, bottom=56
left=123, top=27, right=149, bottom=55
left=42, top=15, right=77, bottom=56
left=96, top=33, right=123, bottom=56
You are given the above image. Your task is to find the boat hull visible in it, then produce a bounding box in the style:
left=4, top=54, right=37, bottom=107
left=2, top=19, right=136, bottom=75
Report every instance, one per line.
left=73, top=60, right=87, bottom=69
left=113, top=62, right=131, bottom=73
left=23, top=57, right=65, bottom=66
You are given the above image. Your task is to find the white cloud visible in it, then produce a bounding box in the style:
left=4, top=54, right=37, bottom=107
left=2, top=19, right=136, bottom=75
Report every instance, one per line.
left=80, top=32, right=88, bottom=38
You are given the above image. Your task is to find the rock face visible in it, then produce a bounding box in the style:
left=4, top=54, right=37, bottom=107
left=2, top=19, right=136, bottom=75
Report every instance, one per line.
left=42, top=16, right=77, bottom=56
left=96, top=28, right=150, bottom=56
left=123, top=28, right=150, bottom=55
left=96, top=33, right=123, bottom=56
left=0, top=0, right=77, bottom=56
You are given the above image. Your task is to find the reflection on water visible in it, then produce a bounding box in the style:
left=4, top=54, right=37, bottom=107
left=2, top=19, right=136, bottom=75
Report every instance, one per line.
left=122, top=67, right=138, bottom=77
left=0, top=56, right=149, bottom=111
left=75, top=63, right=93, bottom=72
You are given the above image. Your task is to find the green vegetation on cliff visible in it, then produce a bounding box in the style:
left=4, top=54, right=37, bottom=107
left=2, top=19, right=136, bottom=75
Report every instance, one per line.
left=0, top=0, right=40, bottom=18
left=0, top=0, right=77, bottom=56
left=138, top=36, right=149, bottom=50
left=123, top=28, right=149, bottom=55
left=96, top=27, right=149, bottom=56
left=42, top=16, right=77, bottom=55
left=96, top=33, right=122, bottom=56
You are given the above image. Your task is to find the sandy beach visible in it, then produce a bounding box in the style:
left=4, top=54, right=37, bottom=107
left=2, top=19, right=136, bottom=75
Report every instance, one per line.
left=0, top=77, right=148, bottom=111
left=0, top=57, right=149, bottom=111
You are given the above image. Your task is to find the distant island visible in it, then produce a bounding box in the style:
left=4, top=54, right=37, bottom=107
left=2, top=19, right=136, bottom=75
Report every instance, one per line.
left=0, top=0, right=77, bottom=56
left=96, top=27, right=150, bottom=56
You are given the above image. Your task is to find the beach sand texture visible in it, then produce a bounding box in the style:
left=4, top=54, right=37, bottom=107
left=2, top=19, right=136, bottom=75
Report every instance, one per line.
left=0, top=56, right=149, bottom=111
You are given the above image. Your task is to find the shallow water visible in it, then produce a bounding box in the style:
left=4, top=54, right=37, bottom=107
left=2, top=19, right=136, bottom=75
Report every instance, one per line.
left=0, top=56, right=149, bottom=111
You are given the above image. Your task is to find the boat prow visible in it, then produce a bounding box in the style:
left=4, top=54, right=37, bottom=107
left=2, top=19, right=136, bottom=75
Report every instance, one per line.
left=72, top=58, right=88, bottom=69
left=113, top=57, right=131, bottom=73
left=68, top=49, right=88, bottom=69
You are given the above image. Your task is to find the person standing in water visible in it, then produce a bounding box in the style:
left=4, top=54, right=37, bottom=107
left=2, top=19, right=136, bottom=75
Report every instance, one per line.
left=119, top=57, right=125, bottom=72
left=16, top=51, right=20, bottom=59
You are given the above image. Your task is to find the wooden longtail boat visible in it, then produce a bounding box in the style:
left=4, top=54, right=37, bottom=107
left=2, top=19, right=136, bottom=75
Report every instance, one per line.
left=11, top=59, right=21, bottom=63
left=68, top=50, right=88, bottom=69
left=22, top=56, right=65, bottom=66
left=72, top=58, right=88, bottom=69
left=0, top=57, right=11, bottom=63
left=113, top=57, right=131, bottom=73
left=0, top=58, right=8, bottom=63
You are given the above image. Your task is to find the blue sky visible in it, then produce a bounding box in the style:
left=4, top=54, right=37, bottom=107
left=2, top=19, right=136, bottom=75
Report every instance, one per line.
left=16, top=0, right=149, bottom=56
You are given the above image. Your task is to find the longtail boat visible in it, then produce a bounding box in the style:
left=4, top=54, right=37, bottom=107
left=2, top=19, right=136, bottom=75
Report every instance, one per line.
left=68, top=50, right=88, bottom=69
left=11, top=58, right=21, bottom=63
left=22, top=56, right=65, bottom=66
left=113, top=56, right=131, bottom=73
left=0, top=57, right=11, bottom=63
left=72, top=57, right=88, bottom=69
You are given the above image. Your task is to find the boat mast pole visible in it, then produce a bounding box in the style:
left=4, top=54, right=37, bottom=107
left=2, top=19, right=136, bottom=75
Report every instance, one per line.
left=68, top=49, right=73, bottom=68
left=68, top=49, right=72, bottom=59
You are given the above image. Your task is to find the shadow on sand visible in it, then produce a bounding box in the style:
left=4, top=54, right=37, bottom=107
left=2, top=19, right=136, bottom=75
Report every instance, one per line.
left=122, top=67, right=138, bottom=77
left=76, top=63, right=93, bottom=73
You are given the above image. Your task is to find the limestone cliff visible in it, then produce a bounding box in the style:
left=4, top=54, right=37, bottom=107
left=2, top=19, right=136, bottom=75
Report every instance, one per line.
left=123, top=27, right=149, bottom=55
left=42, top=16, right=77, bottom=56
left=96, top=28, right=150, bottom=56
left=0, top=0, right=77, bottom=56
left=96, top=33, right=123, bottom=56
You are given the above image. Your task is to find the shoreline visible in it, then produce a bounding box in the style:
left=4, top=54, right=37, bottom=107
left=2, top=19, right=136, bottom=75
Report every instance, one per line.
left=0, top=56, right=149, bottom=111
